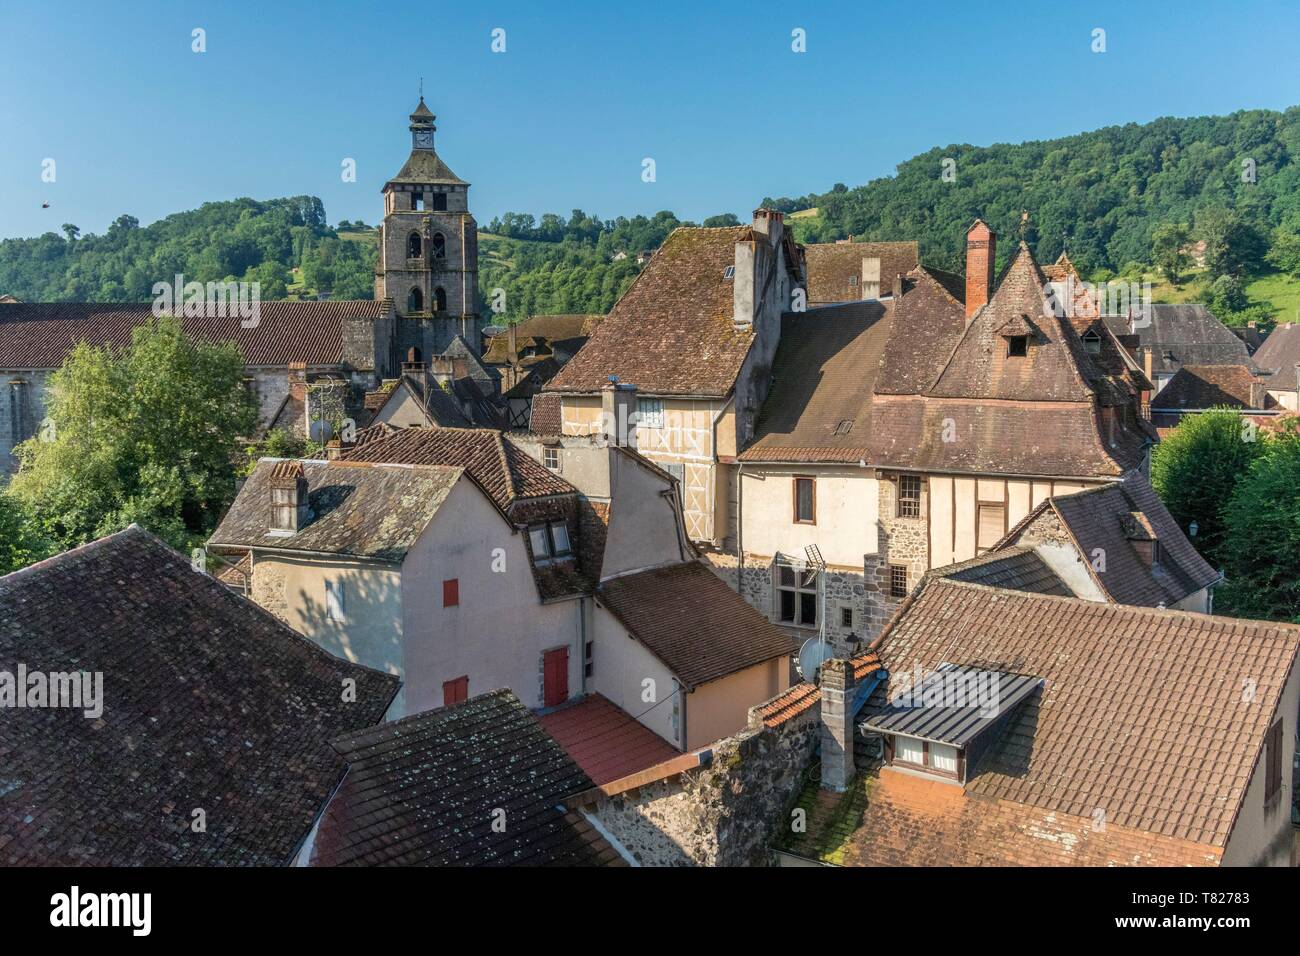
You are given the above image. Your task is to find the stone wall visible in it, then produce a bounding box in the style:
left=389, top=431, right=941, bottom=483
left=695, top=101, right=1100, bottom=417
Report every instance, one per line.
left=0, top=370, right=48, bottom=477
left=704, top=551, right=879, bottom=655
left=590, top=696, right=821, bottom=866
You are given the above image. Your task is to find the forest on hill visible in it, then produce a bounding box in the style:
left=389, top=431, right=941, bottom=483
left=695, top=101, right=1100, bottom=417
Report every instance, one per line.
left=5, top=109, right=1300, bottom=325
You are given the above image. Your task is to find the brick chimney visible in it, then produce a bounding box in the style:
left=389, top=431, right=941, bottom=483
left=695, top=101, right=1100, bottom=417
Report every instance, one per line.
left=288, top=361, right=308, bottom=402
left=965, top=219, right=996, bottom=318
left=820, top=657, right=857, bottom=792
left=599, top=377, right=638, bottom=448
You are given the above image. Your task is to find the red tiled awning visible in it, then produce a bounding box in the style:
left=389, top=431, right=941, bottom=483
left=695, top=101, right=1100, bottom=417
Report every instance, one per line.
left=538, top=694, right=679, bottom=786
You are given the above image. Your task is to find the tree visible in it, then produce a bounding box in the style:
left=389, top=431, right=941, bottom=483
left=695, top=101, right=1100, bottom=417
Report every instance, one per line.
left=702, top=213, right=741, bottom=227
left=1150, top=408, right=1263, bottom=568
left=1217, top=424, right=1300, bottom=621
left=1150, top=222, right=1190, bottom=283
left=61, top=223, right=80, bottom=243
left=1195, top=206, right=1266, bottom=279
left=0, top=493, right=49, bottom=574
left=8, top=316, right=257, bottom=552
left=1208, top=274, right=1249, bottom=316
left=1264, top=226, right=1300, bottom=278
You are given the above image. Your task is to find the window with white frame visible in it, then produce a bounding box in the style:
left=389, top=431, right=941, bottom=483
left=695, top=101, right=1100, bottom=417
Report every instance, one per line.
left=543, top=446, right=560, bottom=471
left=325, top=580, right=345, bottom=622
left=894, top=735, right=924, bottom=766
left=637, top=397, right=665, bottom=429
left=775, top=561, right=819, bottom=628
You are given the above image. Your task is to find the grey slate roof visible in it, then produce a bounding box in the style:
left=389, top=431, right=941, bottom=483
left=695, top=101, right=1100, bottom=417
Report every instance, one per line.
left=209, top=458, right=464, bottom=561
left=385, top=148, right=467, bottom=186
left=940, top=547, right=1073, bottom=597
left=310, top=690, right=624, bottom=866
left=0, top=525, right=397, bottom=865
left=1252, top=322, right=1300, bottom=390
left=1105, top=304, right=1255, bottom=376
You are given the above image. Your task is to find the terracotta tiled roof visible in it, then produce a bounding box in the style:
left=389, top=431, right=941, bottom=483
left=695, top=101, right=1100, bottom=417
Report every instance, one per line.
left=0, top=300, right=385, bottom=369
left=312, top=690, right=625, bottom=866
left=210, top=458, right=465, bottom=560
left=1253, top=322, right=1300, bottom=389
left=1151, top=364, right=1273, bottom=410
left=1001, top=472, right=1219, bottom=607
left=538, top=693, right=680, bottom=785
left=482, top=314, right=600, bottom=365
left=753, top=649, right=884, bottom=728
left=843, top=768, right=1222, bottom=866
left=596, top=561, right=796, bottom=689
left=740, top=241, right=1152, bottom=478
left=741, top=300, right=891, bottom=463
left=528, top=391, right=563, bottom=435
left=0, top=526, right=397, bottom=865
left=930, top=244, right=1097, bottom=403
left=874, top=267, right=969, bottom=395
left=866, top=394, right=1145, bottom=478
left=804, top=241, right=918, bottom=303
left=871, top=576, right=1300, bottom=849
left=340, top=427, right=575, bottom=511
left=546, top=226, right=758, bottom=397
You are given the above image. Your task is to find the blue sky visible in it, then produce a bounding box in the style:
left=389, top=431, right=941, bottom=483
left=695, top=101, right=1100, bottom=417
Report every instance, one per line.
left=3, top=0, right=1299, bottom=239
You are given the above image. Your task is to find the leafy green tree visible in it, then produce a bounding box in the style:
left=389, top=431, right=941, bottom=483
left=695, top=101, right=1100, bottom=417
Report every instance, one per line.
left=1195, top=206, right=1266, bottom=279
left=1217, top=423, right=1300, bottom=621
left=241, top=427, right=321, bottom=477
left=1208, top=274, right=1249, bottom=315
left=1150, top=222, right=1190, bottom=283
left=1265, top=226, right=1300, bottom=278
left=0, top=493, right=50, bottom=574
left=1151, top=408, right=1264, bottom=568
left=702, top=213, right=741, bottom=227
left=9, top=316, right=257, bottom=552
left=61, top=223, right=80, bottom=243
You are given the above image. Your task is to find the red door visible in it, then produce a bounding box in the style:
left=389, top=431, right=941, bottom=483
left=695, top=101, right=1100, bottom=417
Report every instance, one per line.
left=543, top=648, right=569, bottom=707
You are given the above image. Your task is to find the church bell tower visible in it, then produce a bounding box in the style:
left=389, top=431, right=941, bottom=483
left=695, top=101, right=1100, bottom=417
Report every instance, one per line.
left=375, top=95, right=481, bottom=354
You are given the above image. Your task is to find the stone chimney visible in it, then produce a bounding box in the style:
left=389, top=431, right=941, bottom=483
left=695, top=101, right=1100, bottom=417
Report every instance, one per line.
left=820, top=657, right=857, bottom=792
left=751, top=207, right=784, bottom=241
left=599, top=377, right=638, bottom=448
left=861, top=256, right=881, bottom=299
left=964, top=219, right=996, bottom=318
left=269, top=461, right=310, bottom=533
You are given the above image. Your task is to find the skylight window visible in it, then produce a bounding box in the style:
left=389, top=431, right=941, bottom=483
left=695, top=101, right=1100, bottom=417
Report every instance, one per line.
left=723, top=265, right=735, bottom=280
left=529, top=522, right=572, bottom=562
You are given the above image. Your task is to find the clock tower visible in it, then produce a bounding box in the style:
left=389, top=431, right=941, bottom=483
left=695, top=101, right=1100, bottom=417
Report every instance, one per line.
left=375, top=96, right=481, bottom=355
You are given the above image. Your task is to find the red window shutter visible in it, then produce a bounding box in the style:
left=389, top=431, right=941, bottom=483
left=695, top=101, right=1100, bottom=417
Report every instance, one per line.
left=443, top=578, right=459, bottom=608
left=442, top=676, right=468, bottom=706
left=543, top=647, right=569, bottom=708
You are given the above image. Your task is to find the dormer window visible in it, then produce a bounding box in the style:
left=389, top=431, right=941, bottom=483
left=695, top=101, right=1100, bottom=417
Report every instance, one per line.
left=268, top=461, right=310, bottom=535
left=529, top=522, right=572, bottom=562
left=1082, top=329, right=1102, bottom=355
left=1007, top=335, right=1028, bottom=357
left=865, top=665, right=1043, bottom=785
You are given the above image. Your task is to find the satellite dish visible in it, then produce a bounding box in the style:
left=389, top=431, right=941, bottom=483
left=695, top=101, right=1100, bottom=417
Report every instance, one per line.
left=796, top=638, right=834, bottom=683
left=309, top=419, right=334, bottom=443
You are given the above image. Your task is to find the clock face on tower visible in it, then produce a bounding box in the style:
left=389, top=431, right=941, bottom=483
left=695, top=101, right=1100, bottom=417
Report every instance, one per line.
left=413, top=130, right=433, bottom=149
